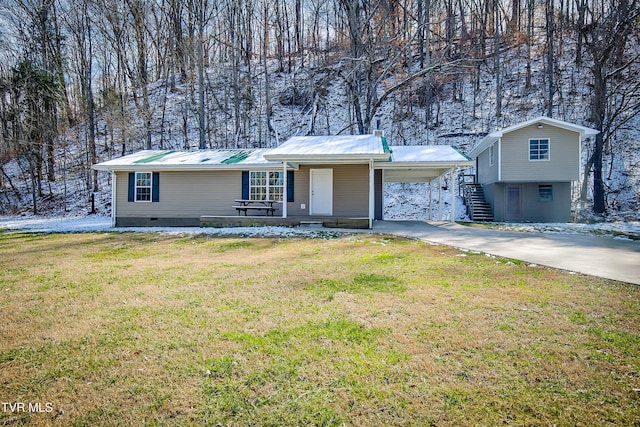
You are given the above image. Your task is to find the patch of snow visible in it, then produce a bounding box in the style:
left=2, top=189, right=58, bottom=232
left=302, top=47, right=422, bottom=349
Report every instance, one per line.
left=0, top=215, right=355, bottom=239
left=483, top=222, right=640, bottom=241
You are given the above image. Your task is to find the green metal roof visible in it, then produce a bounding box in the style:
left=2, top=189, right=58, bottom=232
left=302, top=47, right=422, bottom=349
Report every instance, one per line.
left=221, top=150, right=252, bottom=164
left=133, top=150, right=176, bottom=164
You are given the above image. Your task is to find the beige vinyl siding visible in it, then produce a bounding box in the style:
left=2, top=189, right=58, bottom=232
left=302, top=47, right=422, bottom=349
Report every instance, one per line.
left=286, top=167, right=310, bottom=216
left=500, top=124, right=580, bottom=182
left=116, top=170, right=241, bottom=217
left=284, top=164, right=369, bottom=217
left=477, top=144, right=499, bottom=184
left=333, top=164, right=369, bottom=216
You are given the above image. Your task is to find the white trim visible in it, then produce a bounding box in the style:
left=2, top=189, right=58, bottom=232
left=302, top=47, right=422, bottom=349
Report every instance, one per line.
left=134, top=171, right=153, bottom=202
left=282, top=162, right=288, bottom=218
left=497, top=138, right=502, bottom=182
left=111, top=172, right=116, bottom=227
left=450, top=168, right=455, bottom=221
left=369, top=160, right=375, bottom=228
left=428, top=181, right=432, bottom=220
left=529, top=138, right=551, bottom=161
left=438, top=174, right=442, bottom=220
left=249, top=171, right=284, bottom=202
left=578, top=136, right=583, bottom=181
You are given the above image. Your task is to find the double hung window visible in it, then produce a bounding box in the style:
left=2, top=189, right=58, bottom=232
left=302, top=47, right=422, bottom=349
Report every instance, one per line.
left=127, top=172, right=159, bottom=203
left=135, top=172, right=153, bottom=202
left=489, top=143, right=495, bottom=166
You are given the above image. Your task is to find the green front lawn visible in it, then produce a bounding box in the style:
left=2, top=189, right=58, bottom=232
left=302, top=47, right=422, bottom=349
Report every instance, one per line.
left=1, top=231, right=638, bottom=426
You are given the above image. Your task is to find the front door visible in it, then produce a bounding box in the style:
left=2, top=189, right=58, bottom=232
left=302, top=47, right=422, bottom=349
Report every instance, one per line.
left=310, top=169, right=333, bottom=215
left=506, top=184, right=522, bottom=220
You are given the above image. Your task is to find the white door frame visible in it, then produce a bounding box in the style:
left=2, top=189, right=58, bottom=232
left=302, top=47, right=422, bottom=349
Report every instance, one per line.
left=309, top=168, right=333, bottom=215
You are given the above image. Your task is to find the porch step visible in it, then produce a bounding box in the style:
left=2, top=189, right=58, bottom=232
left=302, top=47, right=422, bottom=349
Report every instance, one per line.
left=299, top=220, right=324, bottom=228
left=463, top=184, right=494, bottom=222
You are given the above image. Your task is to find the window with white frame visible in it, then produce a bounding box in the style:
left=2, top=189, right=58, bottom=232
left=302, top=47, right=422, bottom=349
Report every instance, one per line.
left=135, top=172, right=152, bottom=201
left=250, top=171, right=284, bottom=201
left=529, top=138, right=550, bottom=160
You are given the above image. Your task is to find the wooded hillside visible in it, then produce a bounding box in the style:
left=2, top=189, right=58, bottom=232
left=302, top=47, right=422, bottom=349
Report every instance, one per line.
left=0, top=0, right=638, bottom=218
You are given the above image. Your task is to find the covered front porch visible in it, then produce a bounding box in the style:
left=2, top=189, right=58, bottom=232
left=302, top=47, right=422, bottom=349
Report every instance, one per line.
left=200, top=215, right=370, bottom=229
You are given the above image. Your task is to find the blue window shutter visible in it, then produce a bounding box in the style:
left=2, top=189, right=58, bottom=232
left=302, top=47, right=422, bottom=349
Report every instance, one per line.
left=152, top=172, right=160, bottom=202
left=242, top=171, right=249, bottom=199
left=287, top=170, right=294, bottom=202
left=128, top=172, right=135, bottom=202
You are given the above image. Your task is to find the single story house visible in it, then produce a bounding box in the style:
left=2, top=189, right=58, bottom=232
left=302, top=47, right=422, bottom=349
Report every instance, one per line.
left=93, top=134, right=473, bottom=228
left=467, top=116, right=599, bottom=222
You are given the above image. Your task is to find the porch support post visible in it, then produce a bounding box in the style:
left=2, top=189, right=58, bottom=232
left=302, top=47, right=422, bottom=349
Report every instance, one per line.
left=428, top=179, right=432, bottom=221
left=450, top=168, right=455, bottom=221
left=438, top=174, right=442, bottom=220
left=282, top=162, right=288, bottom=218
left=369, top=159, right=374, bottom=228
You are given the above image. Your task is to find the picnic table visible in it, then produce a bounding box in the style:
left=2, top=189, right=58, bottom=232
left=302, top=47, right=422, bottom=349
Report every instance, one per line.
left=233, top=199, right=278, bottom=216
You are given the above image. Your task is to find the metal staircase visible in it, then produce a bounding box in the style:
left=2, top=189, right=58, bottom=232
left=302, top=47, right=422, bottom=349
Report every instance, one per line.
left=463, top=184, right=494, bottom=222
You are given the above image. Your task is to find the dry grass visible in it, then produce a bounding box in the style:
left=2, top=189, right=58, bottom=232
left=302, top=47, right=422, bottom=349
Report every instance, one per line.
left=0, top=231, right=638, bottom=426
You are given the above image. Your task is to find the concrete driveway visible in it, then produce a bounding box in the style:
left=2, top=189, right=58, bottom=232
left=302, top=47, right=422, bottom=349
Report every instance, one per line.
left=373, top=220, right=640, bottom=286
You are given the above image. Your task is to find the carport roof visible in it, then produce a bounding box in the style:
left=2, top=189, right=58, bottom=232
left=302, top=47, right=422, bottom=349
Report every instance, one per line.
left=387, top=145, right=471, bottom=164
left=377, top=145, right=473, bottom=182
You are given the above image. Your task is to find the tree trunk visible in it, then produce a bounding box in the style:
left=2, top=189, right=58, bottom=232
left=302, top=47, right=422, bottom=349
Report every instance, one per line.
left=592, top=132, right=606, bottom=213
left=546, top=0, right=555, bottom=117
left=495, top=0, right=502, bottom=118
left=197, top=0, right=206, bottom=149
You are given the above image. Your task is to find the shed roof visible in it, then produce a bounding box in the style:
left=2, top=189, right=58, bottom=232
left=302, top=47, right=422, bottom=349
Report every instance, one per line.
left=468, top=116, right=599, bottom=159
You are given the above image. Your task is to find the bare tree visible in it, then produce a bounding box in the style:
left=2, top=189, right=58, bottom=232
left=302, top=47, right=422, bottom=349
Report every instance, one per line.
left=582, top=0, right=640, bottom=214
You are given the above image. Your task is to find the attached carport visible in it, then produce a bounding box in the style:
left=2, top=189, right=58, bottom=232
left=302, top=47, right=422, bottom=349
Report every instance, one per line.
left=374, top=145, right=473, bottom=221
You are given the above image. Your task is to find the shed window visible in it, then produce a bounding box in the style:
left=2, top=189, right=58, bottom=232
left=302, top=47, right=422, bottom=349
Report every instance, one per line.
left=529, top=139, right=550, bottom=160
left=135, top=172, right=152, bottom=202
left=250, top=171, right=284, bottom=201
left=538, top=184, right=553, bottom=201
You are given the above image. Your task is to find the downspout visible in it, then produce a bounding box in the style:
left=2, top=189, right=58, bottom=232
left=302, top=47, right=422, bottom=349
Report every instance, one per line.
left=111, top=171, right=117, bottom=227
left=282, top=162, right=288, bottom=218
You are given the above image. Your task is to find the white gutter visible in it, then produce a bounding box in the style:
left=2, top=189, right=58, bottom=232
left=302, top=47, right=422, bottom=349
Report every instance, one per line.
left=263, top=154, right=391, bottom=163
left=92, top=163, right=285, bottom=172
